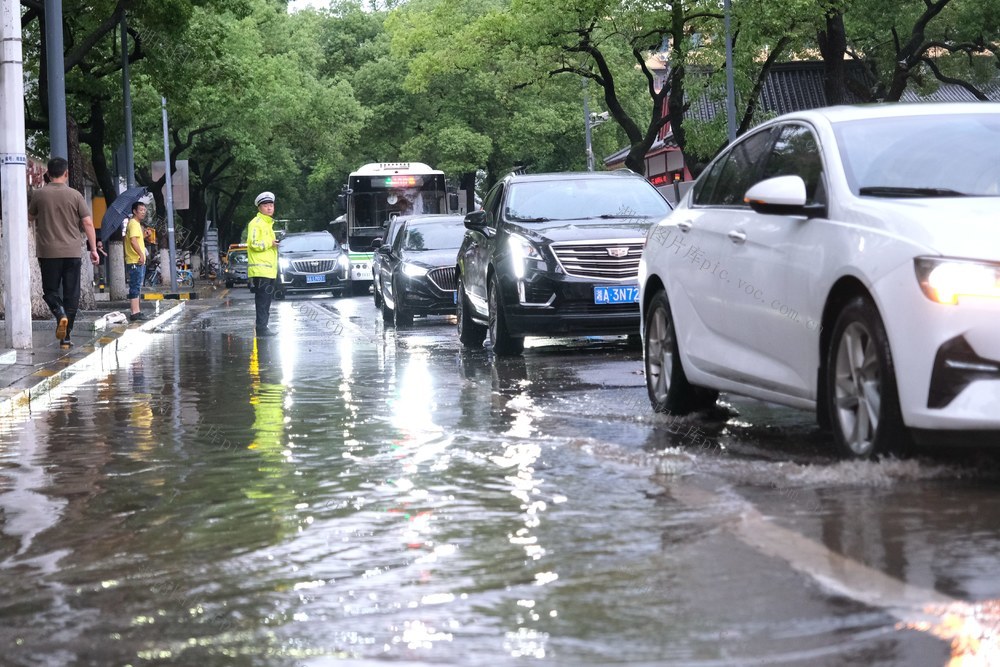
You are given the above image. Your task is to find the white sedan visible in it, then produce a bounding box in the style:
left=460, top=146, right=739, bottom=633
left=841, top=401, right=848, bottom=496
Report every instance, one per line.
left=639, top=103, right=1000, bottom=458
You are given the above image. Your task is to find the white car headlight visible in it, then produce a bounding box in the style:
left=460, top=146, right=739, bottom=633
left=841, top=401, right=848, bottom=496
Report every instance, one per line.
left=278, top=258, right=290, bottom=270
left=402, top=262, right=428, bottom=278
left=915, top=257, right=1000, bottom=305
left=338, top=254, right=350, bottom=268
left=508, top=234, right=542, bottom=279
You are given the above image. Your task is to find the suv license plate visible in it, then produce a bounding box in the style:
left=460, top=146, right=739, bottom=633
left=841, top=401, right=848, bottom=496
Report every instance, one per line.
left=594, top=285, right=639, bottom=304
left=306, top=274, right=325, bottom=284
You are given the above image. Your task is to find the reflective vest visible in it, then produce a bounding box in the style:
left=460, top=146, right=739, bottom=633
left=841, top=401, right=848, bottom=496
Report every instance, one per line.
left=247, top=213, right=277, bottom=279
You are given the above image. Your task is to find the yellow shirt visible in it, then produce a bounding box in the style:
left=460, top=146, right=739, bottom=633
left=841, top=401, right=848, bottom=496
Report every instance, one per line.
left=247, top=213, right=277, bottom=279
left=124, top=217, right=146, bottom=265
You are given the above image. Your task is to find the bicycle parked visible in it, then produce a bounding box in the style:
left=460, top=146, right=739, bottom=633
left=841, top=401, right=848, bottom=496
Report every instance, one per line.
left=144, top=253, right=162, bottom=287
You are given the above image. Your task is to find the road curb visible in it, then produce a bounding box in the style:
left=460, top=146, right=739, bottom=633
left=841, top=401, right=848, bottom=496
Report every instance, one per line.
left=0, top=302, right=186, bottom=418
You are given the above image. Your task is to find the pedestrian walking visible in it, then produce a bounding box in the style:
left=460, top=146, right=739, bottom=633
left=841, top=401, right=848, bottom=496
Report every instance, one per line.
left=125, top=201, right=150, bottom=322
left=27, top=157, right=99, bottom=349
left=247, top=191, right=279, bottom=337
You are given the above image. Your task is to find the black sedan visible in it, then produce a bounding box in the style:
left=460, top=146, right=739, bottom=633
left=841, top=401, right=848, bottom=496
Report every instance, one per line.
left=456, top=170, right=672, bottom=355
left=372, top=214, right=410, bottom=309
left=379, top=215, right=466, bottom=327
left=275, top=232, right=350, bottom=299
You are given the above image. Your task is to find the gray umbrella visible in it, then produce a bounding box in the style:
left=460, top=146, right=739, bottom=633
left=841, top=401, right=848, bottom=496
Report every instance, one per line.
left=100, top=186, right=149, bottom=244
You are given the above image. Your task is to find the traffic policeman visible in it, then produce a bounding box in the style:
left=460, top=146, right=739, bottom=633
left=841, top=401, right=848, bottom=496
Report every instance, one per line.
left=247, top=191, right=279, bottom=337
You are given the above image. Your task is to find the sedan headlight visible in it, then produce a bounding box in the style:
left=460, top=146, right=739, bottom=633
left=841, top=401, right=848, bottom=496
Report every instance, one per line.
left=508, top=234, right=543, bottom=279
left=915, top=257, right=1000, bottom=305
left=402, top=262, right=428, bottom=278
left=278, top=257, right=290, bottom=270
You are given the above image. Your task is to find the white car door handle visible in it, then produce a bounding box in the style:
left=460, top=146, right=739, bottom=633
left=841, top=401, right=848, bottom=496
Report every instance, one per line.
left=728, top=230, right=747, bottom=244
left=676, top=220, right=693, bottom=232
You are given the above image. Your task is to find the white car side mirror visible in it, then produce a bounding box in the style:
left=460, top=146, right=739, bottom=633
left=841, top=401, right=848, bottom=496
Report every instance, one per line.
left=744, top=175, right=825, bottom=218
left=745, top=175, right=807, bottom=207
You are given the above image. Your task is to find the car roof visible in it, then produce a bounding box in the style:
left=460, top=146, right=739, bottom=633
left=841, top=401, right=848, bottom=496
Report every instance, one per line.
left=765, top=102, right=1000, bottom=127
left=400, top=215, right=466, bottom=226
left=282, top=231, right=333, bottom=238
left=505, top=169, right=644, bottom=184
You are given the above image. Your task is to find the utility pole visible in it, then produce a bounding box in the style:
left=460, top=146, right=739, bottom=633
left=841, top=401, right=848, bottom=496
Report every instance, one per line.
left=162, top=97, right=178, bottom=291
left=44, top=0, right=68, bottom=158
left=1, top=0, right=32, bottom=348
left=583, top=77, right=595, bottom=172
left=121, top=11, right=135, bottom=188
left=106, top=10, right=135, bottom=301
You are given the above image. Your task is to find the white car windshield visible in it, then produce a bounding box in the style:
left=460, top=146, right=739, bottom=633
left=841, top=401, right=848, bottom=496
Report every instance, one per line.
left=835, top=113, right=1000, bottom=197
left=505, top=178, right=670, bottom=222
left=280, top=234, right=339, bottom=252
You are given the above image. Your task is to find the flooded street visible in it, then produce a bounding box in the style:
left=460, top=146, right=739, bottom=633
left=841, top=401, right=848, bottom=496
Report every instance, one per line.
left=2, top=291, right=999, bottom=666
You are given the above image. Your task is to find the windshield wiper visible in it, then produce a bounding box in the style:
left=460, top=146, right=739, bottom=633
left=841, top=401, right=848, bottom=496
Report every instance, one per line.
left=859, top=186, right=967, bottom=198
left=598, top=213, right=652, bottom=219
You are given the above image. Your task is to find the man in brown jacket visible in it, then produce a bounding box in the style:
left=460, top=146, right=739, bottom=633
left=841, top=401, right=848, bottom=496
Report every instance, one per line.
left=27, top=157, right=99, bottom=348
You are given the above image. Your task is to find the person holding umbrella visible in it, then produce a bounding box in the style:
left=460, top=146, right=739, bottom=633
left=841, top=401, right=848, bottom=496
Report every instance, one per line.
left=247, top=191, right=279, bottom=337
left=125, top=201, right=150, bottom=321
left=27, top=157, right=99, bottom=349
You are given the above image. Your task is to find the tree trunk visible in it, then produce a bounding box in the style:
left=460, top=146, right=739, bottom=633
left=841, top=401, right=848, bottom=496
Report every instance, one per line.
left=108, top=241, right=127, bottom=300
left=68, top=116, right=96, bottom=311
left=0, top=220, right=55, bottom=319
left=818, top=11, right=849, bottom=105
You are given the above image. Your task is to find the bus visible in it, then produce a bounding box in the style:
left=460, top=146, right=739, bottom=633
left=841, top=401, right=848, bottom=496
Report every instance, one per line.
left=338, top=162, right=452, bottom=293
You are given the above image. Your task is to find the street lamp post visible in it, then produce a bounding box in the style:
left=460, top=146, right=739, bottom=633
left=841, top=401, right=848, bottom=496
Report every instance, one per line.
left=583, top=77, right=595, bottom=171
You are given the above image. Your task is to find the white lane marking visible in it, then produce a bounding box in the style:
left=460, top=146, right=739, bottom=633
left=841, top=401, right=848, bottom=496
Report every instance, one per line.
left=669, top=480, right=998, bottom=663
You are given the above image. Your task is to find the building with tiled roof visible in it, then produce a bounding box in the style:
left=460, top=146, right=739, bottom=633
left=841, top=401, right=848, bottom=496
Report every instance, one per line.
left=606, top=60, right=1000, bottom=188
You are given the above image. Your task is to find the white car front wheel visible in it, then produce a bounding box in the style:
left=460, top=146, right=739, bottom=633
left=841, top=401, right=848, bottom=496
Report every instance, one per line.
left=643, top=290, right=718, bottom=415
left=825, top=296, right=910, bottom=458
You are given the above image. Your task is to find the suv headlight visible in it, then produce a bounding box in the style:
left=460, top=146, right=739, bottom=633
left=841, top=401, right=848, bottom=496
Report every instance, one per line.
left=279, top=257, right=290, bottom=271
left=915, top=257, right=1000, bottom=305
left=508, top=234, right=543, bottom=279
left=338, top=254, right=350, bottom=268
left=402, top=262, right=428, bottom=278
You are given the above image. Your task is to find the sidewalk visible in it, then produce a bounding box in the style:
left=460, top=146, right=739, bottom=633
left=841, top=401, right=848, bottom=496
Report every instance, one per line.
left=0, top=281, right=225, bottom=417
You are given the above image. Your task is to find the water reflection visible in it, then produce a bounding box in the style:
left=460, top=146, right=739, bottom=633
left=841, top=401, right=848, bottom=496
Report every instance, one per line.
left=2, top=305, right=997, bottom=664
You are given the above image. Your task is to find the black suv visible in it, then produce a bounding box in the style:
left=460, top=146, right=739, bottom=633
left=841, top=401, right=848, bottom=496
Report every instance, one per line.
left=275, top=232, right=350, bottom=299
left=456, top=170, right=671, bottom=355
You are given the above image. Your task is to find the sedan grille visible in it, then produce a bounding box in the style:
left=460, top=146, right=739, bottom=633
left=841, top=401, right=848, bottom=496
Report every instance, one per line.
left=550, top=240, right=645, bottom=280
left=291, top=259, right=337, bottom=273
left=428, top=267, right=457, bottom=291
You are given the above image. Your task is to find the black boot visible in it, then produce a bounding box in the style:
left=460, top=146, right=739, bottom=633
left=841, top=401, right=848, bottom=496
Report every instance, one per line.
left=55, top=308, right=69, bottom=341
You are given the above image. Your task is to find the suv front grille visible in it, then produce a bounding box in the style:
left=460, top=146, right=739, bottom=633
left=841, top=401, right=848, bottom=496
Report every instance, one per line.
left=550, top=240, right=645, bottom=280
left=428, top=267, right=457, bottom=291
left=291, top=259, right=337, bottom=273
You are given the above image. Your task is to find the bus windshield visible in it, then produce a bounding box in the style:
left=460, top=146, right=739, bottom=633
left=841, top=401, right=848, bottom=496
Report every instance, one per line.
left=351, top=188, right=445, bottom=228
left=347, top=163, right=448, bottom=232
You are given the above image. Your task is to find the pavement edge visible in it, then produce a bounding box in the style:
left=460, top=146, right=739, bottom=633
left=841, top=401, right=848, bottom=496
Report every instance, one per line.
left=0, top=303, right=187, bottom=418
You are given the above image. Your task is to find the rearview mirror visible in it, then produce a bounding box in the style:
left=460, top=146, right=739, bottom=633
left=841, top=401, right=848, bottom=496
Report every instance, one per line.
left=744, top=176, right=826, bottom=218
left=464, top=210, right=487, bottom=231
left=370, top=237, right=383, bottom=249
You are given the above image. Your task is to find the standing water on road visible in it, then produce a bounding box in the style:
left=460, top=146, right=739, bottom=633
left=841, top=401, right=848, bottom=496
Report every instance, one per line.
left=1, top=296, right=998, bottom=666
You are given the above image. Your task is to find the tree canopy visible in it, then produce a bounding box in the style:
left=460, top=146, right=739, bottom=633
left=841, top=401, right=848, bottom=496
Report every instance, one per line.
left=14, top=0, right=1000, bottom=245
